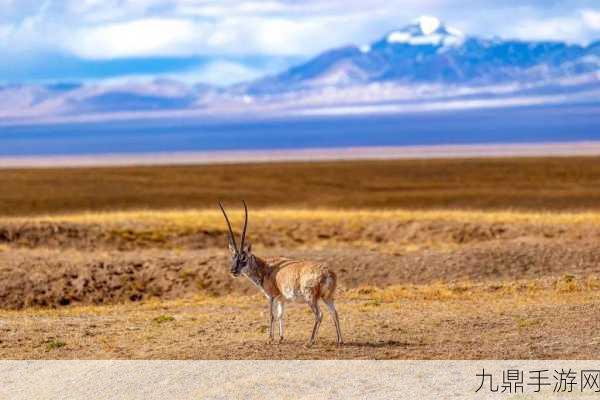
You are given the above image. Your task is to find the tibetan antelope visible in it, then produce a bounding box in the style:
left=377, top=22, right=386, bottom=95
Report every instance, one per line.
left=218, top=201, right=343, bottom=346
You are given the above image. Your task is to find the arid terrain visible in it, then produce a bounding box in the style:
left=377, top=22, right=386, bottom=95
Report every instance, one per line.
left=3, top=156, right=600, bottom=216
left=1, top=157, right=600, bottom=359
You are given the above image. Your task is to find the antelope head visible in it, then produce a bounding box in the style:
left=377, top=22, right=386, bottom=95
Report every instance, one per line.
left=218, top=200, right=254, bottom=278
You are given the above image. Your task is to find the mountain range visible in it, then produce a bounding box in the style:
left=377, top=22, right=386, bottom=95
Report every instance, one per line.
left=244, top=16, right=599, bottom=93
left=2, top=16, right=599, bottom=123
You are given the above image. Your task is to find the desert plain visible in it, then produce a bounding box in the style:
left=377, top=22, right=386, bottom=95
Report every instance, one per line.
left=1, top=157, right=600, bottom=359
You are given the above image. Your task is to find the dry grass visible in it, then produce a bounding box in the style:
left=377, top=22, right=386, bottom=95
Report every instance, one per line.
left=2, top=278, right=600, bottom=359
left=2, top=156, right=600, bottom=217
left=8, top=207, right=600, bottom=228
left=346, top=275, right=600, bottom=303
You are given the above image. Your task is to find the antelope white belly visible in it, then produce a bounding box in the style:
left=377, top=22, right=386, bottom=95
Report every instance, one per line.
left=281, top=286, right=307, bottom=303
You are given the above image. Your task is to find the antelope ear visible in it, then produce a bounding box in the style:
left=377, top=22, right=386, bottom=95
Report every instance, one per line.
left=243, top=243, right=252, bottom=253
left=228, top=242, right=237, bottom=255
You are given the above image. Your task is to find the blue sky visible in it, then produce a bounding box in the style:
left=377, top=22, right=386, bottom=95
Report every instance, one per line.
left=1, top=0, right=600, bottom=86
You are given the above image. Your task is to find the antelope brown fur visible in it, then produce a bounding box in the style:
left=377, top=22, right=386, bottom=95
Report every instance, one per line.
left=218, top=201, right=343, bottom=346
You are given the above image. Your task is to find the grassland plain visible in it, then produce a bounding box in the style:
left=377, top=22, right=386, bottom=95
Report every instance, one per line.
left=2, top=157, right=600, bottom=359
left=2, top=156, right=600, bottom=216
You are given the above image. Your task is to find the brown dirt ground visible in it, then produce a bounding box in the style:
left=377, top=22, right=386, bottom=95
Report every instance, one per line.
left=2, top=282, right=600, bottom=359
left=1, top=211, right=600, bottom=359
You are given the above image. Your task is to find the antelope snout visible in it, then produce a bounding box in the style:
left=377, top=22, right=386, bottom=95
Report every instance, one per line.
left=230, top=266, right=242, bottom=278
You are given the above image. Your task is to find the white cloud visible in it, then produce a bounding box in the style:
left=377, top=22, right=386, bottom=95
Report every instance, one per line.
left=206, top=15, right=357, bottom=56
left=174, top=1, right=289, bottom=18
left=582, top=9, right=600, bottom=30
left=506, top=17, right=586, bottom=42
left=62, top=0, right=172, bottom=23
left=501, top=11, right=600, bottom=44
left=65, top=18, right=200, bottom=59
left=57, top=12, right=370, bottom=59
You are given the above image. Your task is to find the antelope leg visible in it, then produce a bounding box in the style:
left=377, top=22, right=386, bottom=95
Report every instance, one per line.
left=275, top=300, right=285, bottom=342
left=307, top=300, right=323, bottom=347
left=268, top=298, right=275, bottom=342
left=324, top=299, right=343, bottom=345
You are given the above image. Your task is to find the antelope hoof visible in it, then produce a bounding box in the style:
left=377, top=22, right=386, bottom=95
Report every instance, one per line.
left=305, top=341, right=314, bottom=348
left=277, top=337, right=284, bottom=344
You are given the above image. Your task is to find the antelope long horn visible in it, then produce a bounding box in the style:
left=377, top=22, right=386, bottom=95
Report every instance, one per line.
left=240, top=200, right=248, bottom=251
left=218, top=201, right=238, bottom=254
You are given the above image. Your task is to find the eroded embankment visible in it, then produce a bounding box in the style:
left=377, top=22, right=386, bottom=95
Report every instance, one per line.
left=1, top=210, right=600, bottom=309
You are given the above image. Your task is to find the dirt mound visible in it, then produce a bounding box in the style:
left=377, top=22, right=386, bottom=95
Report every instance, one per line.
left=0, top=222, right=226, bottom=250
left=0, top=249, right=230, bottom=309
left=2, top=237, right=600, bottom=309
left=287, top=238, right=600, bottom=286
left=2, top=217, right=599, bottom=309
left=0, top=219, right=594, bottom=251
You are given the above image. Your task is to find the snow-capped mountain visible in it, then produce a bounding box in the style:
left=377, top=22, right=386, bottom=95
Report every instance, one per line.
left=2, top=16, right=599, bottom=123
left=243, top=16, right=600, bottom=94
left=383, top=15, right=464, bottom=47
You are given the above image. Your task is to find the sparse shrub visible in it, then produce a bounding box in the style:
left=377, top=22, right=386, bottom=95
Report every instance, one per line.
left=357, top=286, right=377, bottom=295
left=555, top=274, right=581, bottom=293
left=362, top=299, right=382, bottom=307
left=346, top=285, right=382, bottom=300
left=45, top=339, right=66, bottom=351
left=152, top=315, right=175, bottom=324
left=515, top=317, right=540, bottom=329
